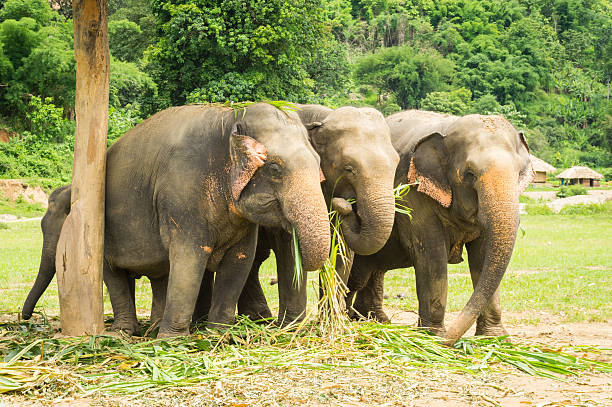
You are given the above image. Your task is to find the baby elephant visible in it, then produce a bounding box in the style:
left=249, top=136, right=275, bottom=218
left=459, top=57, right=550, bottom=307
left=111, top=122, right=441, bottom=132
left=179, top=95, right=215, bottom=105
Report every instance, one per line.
left=347, top=110, right=534, bottom=345
left=22, top=103, right=331, bottom=337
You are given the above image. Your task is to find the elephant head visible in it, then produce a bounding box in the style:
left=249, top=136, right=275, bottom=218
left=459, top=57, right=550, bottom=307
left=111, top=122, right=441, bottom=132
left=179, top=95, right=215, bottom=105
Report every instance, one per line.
left=229, top=103, right=331, bottom=271
left=298, top=105, right=399, bottom=256
left=406, top=115, right=533, bottom=344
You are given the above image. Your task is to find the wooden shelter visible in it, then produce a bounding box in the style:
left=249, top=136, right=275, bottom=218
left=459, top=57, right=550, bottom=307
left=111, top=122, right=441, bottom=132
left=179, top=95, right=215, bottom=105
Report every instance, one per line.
left=556, top=166, right=604, bottom=187
left=529, top=154, right=556, bottom=183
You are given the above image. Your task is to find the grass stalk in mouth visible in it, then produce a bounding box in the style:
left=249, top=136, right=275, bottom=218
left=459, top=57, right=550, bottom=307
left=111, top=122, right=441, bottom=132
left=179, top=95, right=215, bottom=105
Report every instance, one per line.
left=291, top=227, right=304, bottom=289
left=316, top=204, right=351, bottom=335
left=294, top=183, right=417, bottom=333
left=394, top=183, right=413, bottom=216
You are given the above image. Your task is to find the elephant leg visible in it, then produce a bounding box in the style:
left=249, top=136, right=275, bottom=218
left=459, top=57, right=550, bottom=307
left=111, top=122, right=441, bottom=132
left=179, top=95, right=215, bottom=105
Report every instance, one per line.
left=237, top=230, right=273, bottom=321
left=207, top=225, right=259, bottom=330
left=191, top=270, right=214, bottom=324
left=158, top=239, right=210, bottom=337
left=352, top=270, right=389, bottom=323
left=467, top=237, right=508, bottom=337
left=150, top=275, right=168, bottom=326
left=104, top=262, right=139, bottom=335
left=413, top=244, right=448, bottom=337
left=347, top=255, right=383, bottom=321
left=273, top=230, right=308, bottom=326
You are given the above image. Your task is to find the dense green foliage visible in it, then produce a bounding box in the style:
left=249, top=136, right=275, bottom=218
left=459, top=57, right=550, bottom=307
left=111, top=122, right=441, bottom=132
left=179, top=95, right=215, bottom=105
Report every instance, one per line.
left=147, top=0, right=349, bottom=105
left=0, top=0, right=610, bottom=182
left=556, top=184, right=587, bottom=198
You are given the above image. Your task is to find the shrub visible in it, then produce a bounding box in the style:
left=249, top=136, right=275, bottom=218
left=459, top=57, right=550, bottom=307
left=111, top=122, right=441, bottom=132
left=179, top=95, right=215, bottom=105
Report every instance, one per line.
left=525, top=203, right=554, bottom=215
left=559, top=202, right=612, bottom=215
left=519, top=195, right=536, bottom=204
left=0, top=0, right=55, bottom=27
left=108, top=106, right=141, bottom=145
left=0, top=136, right=73, bottom=180
left=595, top=167, right=612, bottom=182
left=108, top=19, right=146, bottom=63
left=557, top=184, right=587, bottom=198
left=420, top=87, right=472, bottom=115
left=24, top=95, right=72, bottom=143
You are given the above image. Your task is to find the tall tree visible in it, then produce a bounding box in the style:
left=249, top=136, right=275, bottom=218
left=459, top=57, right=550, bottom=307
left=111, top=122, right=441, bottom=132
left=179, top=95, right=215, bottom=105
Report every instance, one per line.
left=147, top=0, right=347, bottom=104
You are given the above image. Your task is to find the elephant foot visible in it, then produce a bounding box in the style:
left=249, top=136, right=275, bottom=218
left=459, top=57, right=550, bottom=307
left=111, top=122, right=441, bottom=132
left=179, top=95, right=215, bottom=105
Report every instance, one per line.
left=157, top=328, right=190, bottom=338
left=475, top=324, right=509, bottom=338
left=206, top=320, right=235, bottom=332
left=239, top=307, right=274, bottom=323
left=276, top=313, right=305, bottom=328
left=111, top=319, right=140, bottom=336
left=418, top=319, right=446, bottom=337
left=349, top=305, right=390, bottom=323
left=373, top=309, right=390, bottom=324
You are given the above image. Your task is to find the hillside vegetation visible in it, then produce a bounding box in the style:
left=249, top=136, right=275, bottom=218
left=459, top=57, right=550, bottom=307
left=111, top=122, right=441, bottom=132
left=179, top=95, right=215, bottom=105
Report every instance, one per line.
left=0, top=0, right=610, bottom=185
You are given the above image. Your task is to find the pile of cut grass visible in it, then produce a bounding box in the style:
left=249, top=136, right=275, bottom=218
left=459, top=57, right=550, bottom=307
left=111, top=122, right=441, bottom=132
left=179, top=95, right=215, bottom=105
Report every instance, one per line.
left=0, top=318, right=609, bottom=396
left=2, top=183, right=610, bottom=398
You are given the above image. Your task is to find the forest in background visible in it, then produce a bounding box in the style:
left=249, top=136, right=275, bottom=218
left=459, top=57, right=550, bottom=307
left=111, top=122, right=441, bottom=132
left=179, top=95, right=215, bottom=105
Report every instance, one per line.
left=0, top=0, right=610, bottom=187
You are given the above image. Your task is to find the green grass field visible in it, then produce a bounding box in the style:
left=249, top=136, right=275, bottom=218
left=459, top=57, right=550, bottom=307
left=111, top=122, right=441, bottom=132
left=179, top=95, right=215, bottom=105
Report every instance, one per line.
left=0, top=195, right=46, bottom=218
left=1, top=213, right=610, bottom=324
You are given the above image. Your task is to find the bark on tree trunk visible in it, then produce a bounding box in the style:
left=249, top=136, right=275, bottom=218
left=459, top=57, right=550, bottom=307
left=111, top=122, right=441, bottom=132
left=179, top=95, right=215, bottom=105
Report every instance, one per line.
left=56, top=0, right=109, bottom=336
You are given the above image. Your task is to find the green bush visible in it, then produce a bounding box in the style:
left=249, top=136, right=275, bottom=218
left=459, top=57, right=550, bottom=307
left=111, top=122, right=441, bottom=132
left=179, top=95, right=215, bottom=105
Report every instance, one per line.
left=0, top=0, right=55, bottom=27
left=519, top=195, right=536, bottom=204
left=559, top=202, right=612, bottom=215
left=108, top=19, right=146, bottom=63
left=557, top=184, right=587, bottom=198
left=596, top=167, right=612, bottom=182
left=108, top=106, right=141, bottom=145
left=525, top=203, right=554, bottom=215
left=420, top=88, right=472, bottom=115
left=24, top=95, right=72, bottom=143
left=0, top=136, right=73, bottom=180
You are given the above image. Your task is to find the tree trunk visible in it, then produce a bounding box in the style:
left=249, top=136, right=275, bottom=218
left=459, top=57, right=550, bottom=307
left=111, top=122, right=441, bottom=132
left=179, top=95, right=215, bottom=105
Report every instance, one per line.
left=56, top=0, right=109, bottom=336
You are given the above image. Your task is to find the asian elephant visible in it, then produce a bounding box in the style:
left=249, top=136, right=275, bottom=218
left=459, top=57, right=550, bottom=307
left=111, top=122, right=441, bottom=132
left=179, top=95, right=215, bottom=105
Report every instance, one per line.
left=346, top=110, right=534, bottom=345
left=21, top=103, right=331, bottom=337
left=221, top=104, right=400, bottom=325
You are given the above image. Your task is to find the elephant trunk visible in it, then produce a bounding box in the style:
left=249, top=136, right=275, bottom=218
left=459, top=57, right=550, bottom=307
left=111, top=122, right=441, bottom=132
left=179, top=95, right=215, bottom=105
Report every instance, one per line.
left=22, top=224, right=60, bottom=319
left=444, top=169, right=519, bottom=345
left=340, top=180, right=396, bottom=256
left=282, top=172, right=331, bottom=271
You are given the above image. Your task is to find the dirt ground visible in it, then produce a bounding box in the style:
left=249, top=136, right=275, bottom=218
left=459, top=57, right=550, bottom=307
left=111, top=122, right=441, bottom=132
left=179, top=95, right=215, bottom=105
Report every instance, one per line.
left=0, top=179, right=48, bottom=208
left=2, top=309, right=610, bottom=407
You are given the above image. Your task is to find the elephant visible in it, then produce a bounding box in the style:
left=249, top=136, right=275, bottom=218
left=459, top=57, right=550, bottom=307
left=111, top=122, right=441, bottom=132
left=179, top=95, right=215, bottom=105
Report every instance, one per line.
left=21, top=103, right=332, bottom=337
left=205, top=104, right=401, bottom=325
left=345, top=110, right=534, bottom=345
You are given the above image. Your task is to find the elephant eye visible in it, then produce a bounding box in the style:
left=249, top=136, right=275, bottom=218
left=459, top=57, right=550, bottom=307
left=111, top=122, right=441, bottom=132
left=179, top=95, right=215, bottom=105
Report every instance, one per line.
left=463, top=170, right=476, bottom=183
left=267, top=162, right=283, bottom=178
left=343, top=164, right=355, bottom=175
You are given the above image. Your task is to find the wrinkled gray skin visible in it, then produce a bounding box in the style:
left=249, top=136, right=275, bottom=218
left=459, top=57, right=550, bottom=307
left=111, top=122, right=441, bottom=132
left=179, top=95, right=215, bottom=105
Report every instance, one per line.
left=220, top=105, right=400, bottom=325
left=21, top=104, right=331, bottom=337
left=346, top=110, right=533, bottom=345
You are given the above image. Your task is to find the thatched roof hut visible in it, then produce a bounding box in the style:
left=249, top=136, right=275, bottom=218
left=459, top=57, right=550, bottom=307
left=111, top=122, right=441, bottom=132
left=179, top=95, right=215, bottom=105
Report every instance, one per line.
left=529, top=155, right=556, bottom=183
left=556, top=166, right=604, bottom=187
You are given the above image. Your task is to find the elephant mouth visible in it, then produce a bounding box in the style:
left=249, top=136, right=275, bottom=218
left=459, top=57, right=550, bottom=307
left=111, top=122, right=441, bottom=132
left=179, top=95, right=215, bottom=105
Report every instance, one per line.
left=331, top=196, right=361, bottom=225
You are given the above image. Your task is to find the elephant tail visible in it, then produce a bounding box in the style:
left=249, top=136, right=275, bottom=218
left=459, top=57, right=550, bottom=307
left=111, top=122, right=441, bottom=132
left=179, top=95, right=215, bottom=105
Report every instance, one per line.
left=22, top=185, right=72, bottom=320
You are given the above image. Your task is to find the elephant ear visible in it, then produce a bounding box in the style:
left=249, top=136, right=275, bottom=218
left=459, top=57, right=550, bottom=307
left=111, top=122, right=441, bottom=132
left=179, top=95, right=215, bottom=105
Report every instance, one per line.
left=304, top=121, right=326, bottom=150
left=407, top=132, right=452, bottom=208
left=516, top=131, right=534, bottom=194
left=229, top=124, right=267, bottom=202
left=518, top=131, right=530, bottom=153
